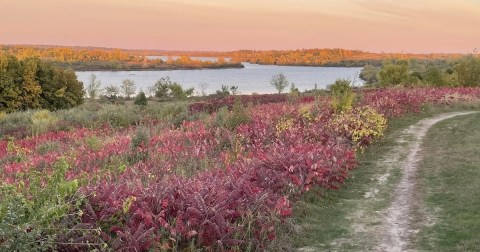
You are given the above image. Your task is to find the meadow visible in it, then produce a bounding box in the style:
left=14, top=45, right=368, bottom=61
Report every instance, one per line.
left=1, top=87, right=480, bottom=251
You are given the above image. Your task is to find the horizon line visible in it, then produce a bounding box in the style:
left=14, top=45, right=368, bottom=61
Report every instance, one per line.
left=0, top=43, right=472, bottom=55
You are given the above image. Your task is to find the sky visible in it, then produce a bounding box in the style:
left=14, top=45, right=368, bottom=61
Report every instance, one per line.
left=0, top=0, right=479, bottom=53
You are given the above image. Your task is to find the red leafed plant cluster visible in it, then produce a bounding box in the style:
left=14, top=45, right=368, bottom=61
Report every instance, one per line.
left=189, top=94, right=292, bottom=113
left=2, top=87, right=480, bottom=251
left=360, top=87, right=480, bottom=118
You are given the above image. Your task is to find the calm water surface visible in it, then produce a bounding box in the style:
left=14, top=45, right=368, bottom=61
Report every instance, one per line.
left=76, top=63, right=363, bottom=95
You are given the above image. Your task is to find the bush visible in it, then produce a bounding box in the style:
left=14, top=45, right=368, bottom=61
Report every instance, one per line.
left=129, top=128, right=150, bottom=163
left=330, top=106, right=387, bottom=148
left=96, top=105, right=142, bottom=128
left=215, top=100, right=251, bottom=130
left=0, top=157, right=83, bottom=251
left=0, top=110, right=33, bottom=138
left=134, top=91, right=148, bottom=106
left=329, top=79, right=356, bottom=113
left=30, top=110, right=57, bottom=136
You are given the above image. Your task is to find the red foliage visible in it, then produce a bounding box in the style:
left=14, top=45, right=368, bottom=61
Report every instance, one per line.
left=4, top=87, right=480, bottom=251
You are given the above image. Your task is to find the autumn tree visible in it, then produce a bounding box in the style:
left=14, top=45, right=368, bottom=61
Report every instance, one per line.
left=121, top=79, right=136, bottom=98
left=270, top=73, right=289, bottom=93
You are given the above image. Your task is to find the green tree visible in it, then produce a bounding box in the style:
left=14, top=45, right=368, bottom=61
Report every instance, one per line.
left=455, top=56, right=480, bottom=87
left=377, top=60, right=409, bottom=87
left=423, top=67, right=444, bottom=86
left=152, top=77, right=194, bottom=100
left=169, top=83, right=194, bottom=100
left=0, top=54, right=83, bottom=112
left=37, top=63, right=84, bottom=110
left=0, top=54, right=22, bottom=112
left=271, top=73, right=289, bottom=93
left=21, top=58, right=42, bottom=109
left=121, top=79, right=136, bottom=98
left=86, top=74, right=102, bottom=99
left=152, top=77, right=174, bottom=99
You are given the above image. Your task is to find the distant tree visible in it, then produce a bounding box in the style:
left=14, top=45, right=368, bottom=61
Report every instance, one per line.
left=217, top=57, right=226, bottom=64
left=423, top=67, right=444, bottom=86
left=377, top=61, right=409, bottom=87
left=216, top=85, right=230, bottom=96
left=152, top=77, right=174, bottom=99
left=455, top=56, right=480, bottom=87
left=134, top=91, right=148, bottom=106
left=199, top=82, right=209, bottom=96
left=230, top=85, right=239, bottom=95
left=271, top=73, right=289, bottom=93
left=152, top=77, right=194, bottom=100
left=290, top=83, right=299, bottom=94
left=104, top=85, right=120, bottom=100
left=169, top=83, right=194, bottom=100
left=121, top=79, right=136, bottom=98
left=86, top=74, right=102, bottom=99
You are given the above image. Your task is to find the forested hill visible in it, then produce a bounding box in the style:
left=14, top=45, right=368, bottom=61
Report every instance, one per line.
left=226, top=49, right=464, bottom=67
left=1, top=45, right=465, bottom=68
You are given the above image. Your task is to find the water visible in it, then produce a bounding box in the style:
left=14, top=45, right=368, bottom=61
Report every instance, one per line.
left=76, top=63, right=364, bottom=95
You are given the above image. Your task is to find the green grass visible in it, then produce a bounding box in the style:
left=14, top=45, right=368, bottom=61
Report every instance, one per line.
left=415, top=112, right=480, bottom=251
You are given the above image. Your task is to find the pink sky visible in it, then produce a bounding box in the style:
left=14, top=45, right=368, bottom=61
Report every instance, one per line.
left=0, top=0, right=479, bottom=53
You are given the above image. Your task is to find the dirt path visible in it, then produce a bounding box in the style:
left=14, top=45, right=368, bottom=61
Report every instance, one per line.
left=375, top=112, right=478, bottom=251
left=324, top=112, right=478, bottom=252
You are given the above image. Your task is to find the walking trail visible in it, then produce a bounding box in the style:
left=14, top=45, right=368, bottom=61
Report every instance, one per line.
left=324, top=112, right=477, bottom=252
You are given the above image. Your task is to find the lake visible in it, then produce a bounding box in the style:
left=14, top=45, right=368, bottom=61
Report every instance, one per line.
left=76, top=63, right=364, bottom=95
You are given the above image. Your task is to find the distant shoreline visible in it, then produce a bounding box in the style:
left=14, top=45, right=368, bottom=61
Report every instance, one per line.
left=53, top=62, right=245, bottom=72
left=73, top=64, right=245, bottom=72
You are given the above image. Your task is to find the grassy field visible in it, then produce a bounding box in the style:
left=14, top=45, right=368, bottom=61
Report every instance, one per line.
left=414, top=112, right=480, bottom=251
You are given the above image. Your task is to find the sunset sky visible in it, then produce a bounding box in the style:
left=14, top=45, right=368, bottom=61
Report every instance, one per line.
left=1, top=0, right=479, bottom=53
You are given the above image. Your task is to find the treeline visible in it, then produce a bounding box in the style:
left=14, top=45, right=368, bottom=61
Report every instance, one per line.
left=0, top=53, right=84, bottom=113
left=1, top=45, right=243, bottom=71
left=227, top=49, right=461, bottom=67
left=360, top=56, right=480, bottom=87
